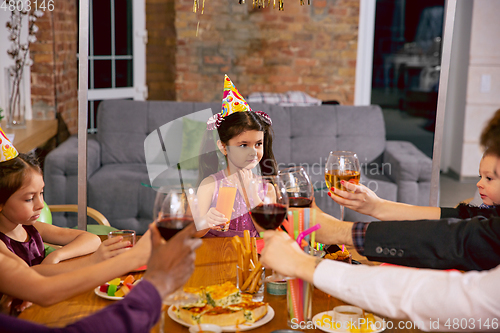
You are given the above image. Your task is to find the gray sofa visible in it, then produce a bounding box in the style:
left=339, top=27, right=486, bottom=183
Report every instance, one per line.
left=44, top=100, right=432, bottom=234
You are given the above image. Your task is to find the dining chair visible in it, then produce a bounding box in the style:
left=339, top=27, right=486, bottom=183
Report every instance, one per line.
left=38, top=202, right=118, bottom=255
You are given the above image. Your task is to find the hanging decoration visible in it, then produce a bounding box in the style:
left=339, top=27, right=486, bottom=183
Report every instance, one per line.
left=192, top=0, right=310, bottom=13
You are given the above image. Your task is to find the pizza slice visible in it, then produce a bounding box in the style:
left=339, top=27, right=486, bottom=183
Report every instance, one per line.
left=227, top=301, right=268, bottom=323
left=175, top=303, right=213, bottom=325
left=199, top=306, right=246, bottom=326
left=205, top=281, right=241, bottom=307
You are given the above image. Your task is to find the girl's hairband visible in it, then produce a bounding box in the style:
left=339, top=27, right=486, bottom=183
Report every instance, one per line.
left=206, top=110, right=272, bottom=130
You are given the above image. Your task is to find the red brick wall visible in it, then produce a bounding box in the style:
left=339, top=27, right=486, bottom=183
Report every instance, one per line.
left=172, top=0, right=359, bottom=104
left=146, top=0, right=177, bottom=100
left=30, top=0, right=78, bottom=134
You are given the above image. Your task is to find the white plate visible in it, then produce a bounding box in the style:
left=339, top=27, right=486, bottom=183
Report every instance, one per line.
left=312, top=311, right=386, bottom=333
left=168, top=305, right=275, bottom=332
left=94, top=279, right=141, bottom=301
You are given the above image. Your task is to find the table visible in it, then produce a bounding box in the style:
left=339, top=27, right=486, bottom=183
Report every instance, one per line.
left=0, top=119, right=57, bottom=153
left=18, top=238, right=425, bottom=333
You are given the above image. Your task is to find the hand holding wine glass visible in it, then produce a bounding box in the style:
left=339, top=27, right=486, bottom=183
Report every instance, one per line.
left=153, top=186, right=198, bottom=306
left=248, top=175, right=289, bottom=282
left=325, top=151, right=360, bottom=221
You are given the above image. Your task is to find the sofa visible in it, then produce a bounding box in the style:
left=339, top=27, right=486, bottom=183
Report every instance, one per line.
left=44, top=100, right=432, bottom=234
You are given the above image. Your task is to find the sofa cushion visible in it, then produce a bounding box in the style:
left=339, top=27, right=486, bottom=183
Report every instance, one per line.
left=335, top=105, right=386, bottom=165
left=88, top=164, right=154, bottom=229
left=97, top=100, right=149, bottom=165
left=179, top=117, right=208, bottom=170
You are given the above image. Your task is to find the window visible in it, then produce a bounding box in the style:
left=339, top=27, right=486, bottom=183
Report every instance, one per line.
left=86, top=0, right=147, bottom=133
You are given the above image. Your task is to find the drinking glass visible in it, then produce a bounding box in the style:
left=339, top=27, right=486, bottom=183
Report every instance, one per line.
left=279, top=166, right=314, bottom=208
left=248, top=175, right=289, bottom=282
left=153, top=186, right=198, bottom=306
left=325, top=151, right=360, bottom=221
left=214, top=178, right=238, bottom=231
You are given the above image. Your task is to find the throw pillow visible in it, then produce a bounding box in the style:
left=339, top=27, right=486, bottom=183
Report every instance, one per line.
left=179, top=117, right=207, bottom=170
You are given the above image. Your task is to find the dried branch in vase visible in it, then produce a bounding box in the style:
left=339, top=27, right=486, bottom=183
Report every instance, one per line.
left=5, top=9, right=43, bottom=127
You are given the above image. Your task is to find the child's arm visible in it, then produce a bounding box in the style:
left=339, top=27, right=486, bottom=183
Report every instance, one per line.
left=0, top=233, right=149, bottom=306
left=195, top=177, right=228, bottom=236
left=30, top=230, right=151, bottom=276
left=33, top=222, right=101, bottom=264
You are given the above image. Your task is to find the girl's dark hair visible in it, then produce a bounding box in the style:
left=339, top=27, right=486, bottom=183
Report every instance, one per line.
left=197, top=111, right=277, bottom=186
left=0, top=153, right=42, bottom=205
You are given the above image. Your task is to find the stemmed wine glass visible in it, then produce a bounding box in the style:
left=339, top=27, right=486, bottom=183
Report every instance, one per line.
left=153, top=186, right=199, bottom=306
left=325, top=151, right=360, bottom=221
left=279, top=166, right=314, bottom=208
left=248, top=175, right=289, bottom=282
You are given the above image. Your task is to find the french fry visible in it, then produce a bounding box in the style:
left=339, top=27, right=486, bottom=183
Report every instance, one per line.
left=232, top=235, right=244, bottom=250
left=251, top=237, right=259, bottom=264
left=241, top=262, right=263, bottom=291
left=231, top=237, right=239, bottom=251
left=248, top=268, right=262, bottom=293
left=243, top=230, right=251, bottom=252
left=237, top=243, right=244, bottom=288
left=249, top=259, right=256, bottom=270
left=243, top=249, right=251, bottom=282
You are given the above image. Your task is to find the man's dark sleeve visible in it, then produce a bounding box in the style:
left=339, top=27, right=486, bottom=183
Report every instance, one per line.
left=363, top=217, right=500, bottom=271
left=0, top=279, right=162, bottom=333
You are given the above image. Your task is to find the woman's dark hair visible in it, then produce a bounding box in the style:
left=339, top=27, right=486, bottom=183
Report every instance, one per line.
left=0, top=153, right=42, bottom=205
left=197, top=111, right=277, bottom=186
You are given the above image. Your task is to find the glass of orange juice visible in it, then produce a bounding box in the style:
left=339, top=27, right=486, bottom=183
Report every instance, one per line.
left=215, top=178, right=237, bottom=232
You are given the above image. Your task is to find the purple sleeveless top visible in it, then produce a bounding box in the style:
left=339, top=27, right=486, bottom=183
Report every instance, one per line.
left=0, top=225, right=45, bottom=266
left=204, top=170, right=260, bottom=238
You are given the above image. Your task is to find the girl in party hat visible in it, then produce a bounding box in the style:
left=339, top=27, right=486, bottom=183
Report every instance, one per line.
left=196, top=75, right=277, bottom=238
left=0, top=127, right=133, bottom=271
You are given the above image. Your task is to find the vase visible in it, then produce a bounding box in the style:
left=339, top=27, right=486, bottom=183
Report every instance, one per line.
left=5, top=68, right=26, bottom=129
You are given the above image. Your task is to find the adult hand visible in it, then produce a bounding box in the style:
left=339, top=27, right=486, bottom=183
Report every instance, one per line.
left=260, top=230, right=315, bottom=283
left=143, top=223, right=202, bottom=299
left=327, top=181, right=383, bottom=218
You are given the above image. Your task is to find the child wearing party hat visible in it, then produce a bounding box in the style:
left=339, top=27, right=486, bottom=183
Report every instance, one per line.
left=0, top=127, right=132, bottom=270
left=196, top=75, right=277, bottom=238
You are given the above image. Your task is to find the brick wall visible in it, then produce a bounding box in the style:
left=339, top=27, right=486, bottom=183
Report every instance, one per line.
left=170, top=0, right=359, bottom=104
left=146, top=0, right=177, bottom=100
left=30, top=0, right=78, bottom=134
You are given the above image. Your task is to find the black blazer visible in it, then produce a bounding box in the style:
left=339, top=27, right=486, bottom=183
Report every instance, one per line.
left=363, top=206, right=500, bottom=271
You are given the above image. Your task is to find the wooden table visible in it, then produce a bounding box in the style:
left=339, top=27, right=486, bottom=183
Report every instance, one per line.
left=1, top=119, right=57, bottom=153
left=18, top=238, right=424, bottom=333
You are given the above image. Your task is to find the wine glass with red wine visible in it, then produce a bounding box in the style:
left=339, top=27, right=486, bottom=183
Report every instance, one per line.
left=248, top=175, right=290, bottom=282
left=279, top=166, right=314, bottom=208
left=153, top=187, right=198, bottom=306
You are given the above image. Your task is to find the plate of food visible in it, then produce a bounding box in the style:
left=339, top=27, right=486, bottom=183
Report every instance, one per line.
left=313, top=311, right=386, bottom=333
left=94, top=275, right=141, bottom=301
left=167, top=282, right=274, bottom=332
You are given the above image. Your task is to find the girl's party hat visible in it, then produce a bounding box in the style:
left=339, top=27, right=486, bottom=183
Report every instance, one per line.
left=0, top=127, right=19, bottom=162
left=207, top=75, right=272, bottom=130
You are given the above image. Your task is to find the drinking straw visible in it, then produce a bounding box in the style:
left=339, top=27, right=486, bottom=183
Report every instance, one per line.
left=342, top=244, right=345, bottom=253
left=298, top=210, right=304, bottom=235
left=287, top=282, right=294, bottom=319
left=304, top=208, right=310, bottom=243
left=290, top=279, right=301, bottom=322
left=310, top=209, right=316, bottom=247
left=298, top=278, right=304, bottom=321
left=296, top=224, right=321, bottom=248
left=293, top=210, right=299, bottom=240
